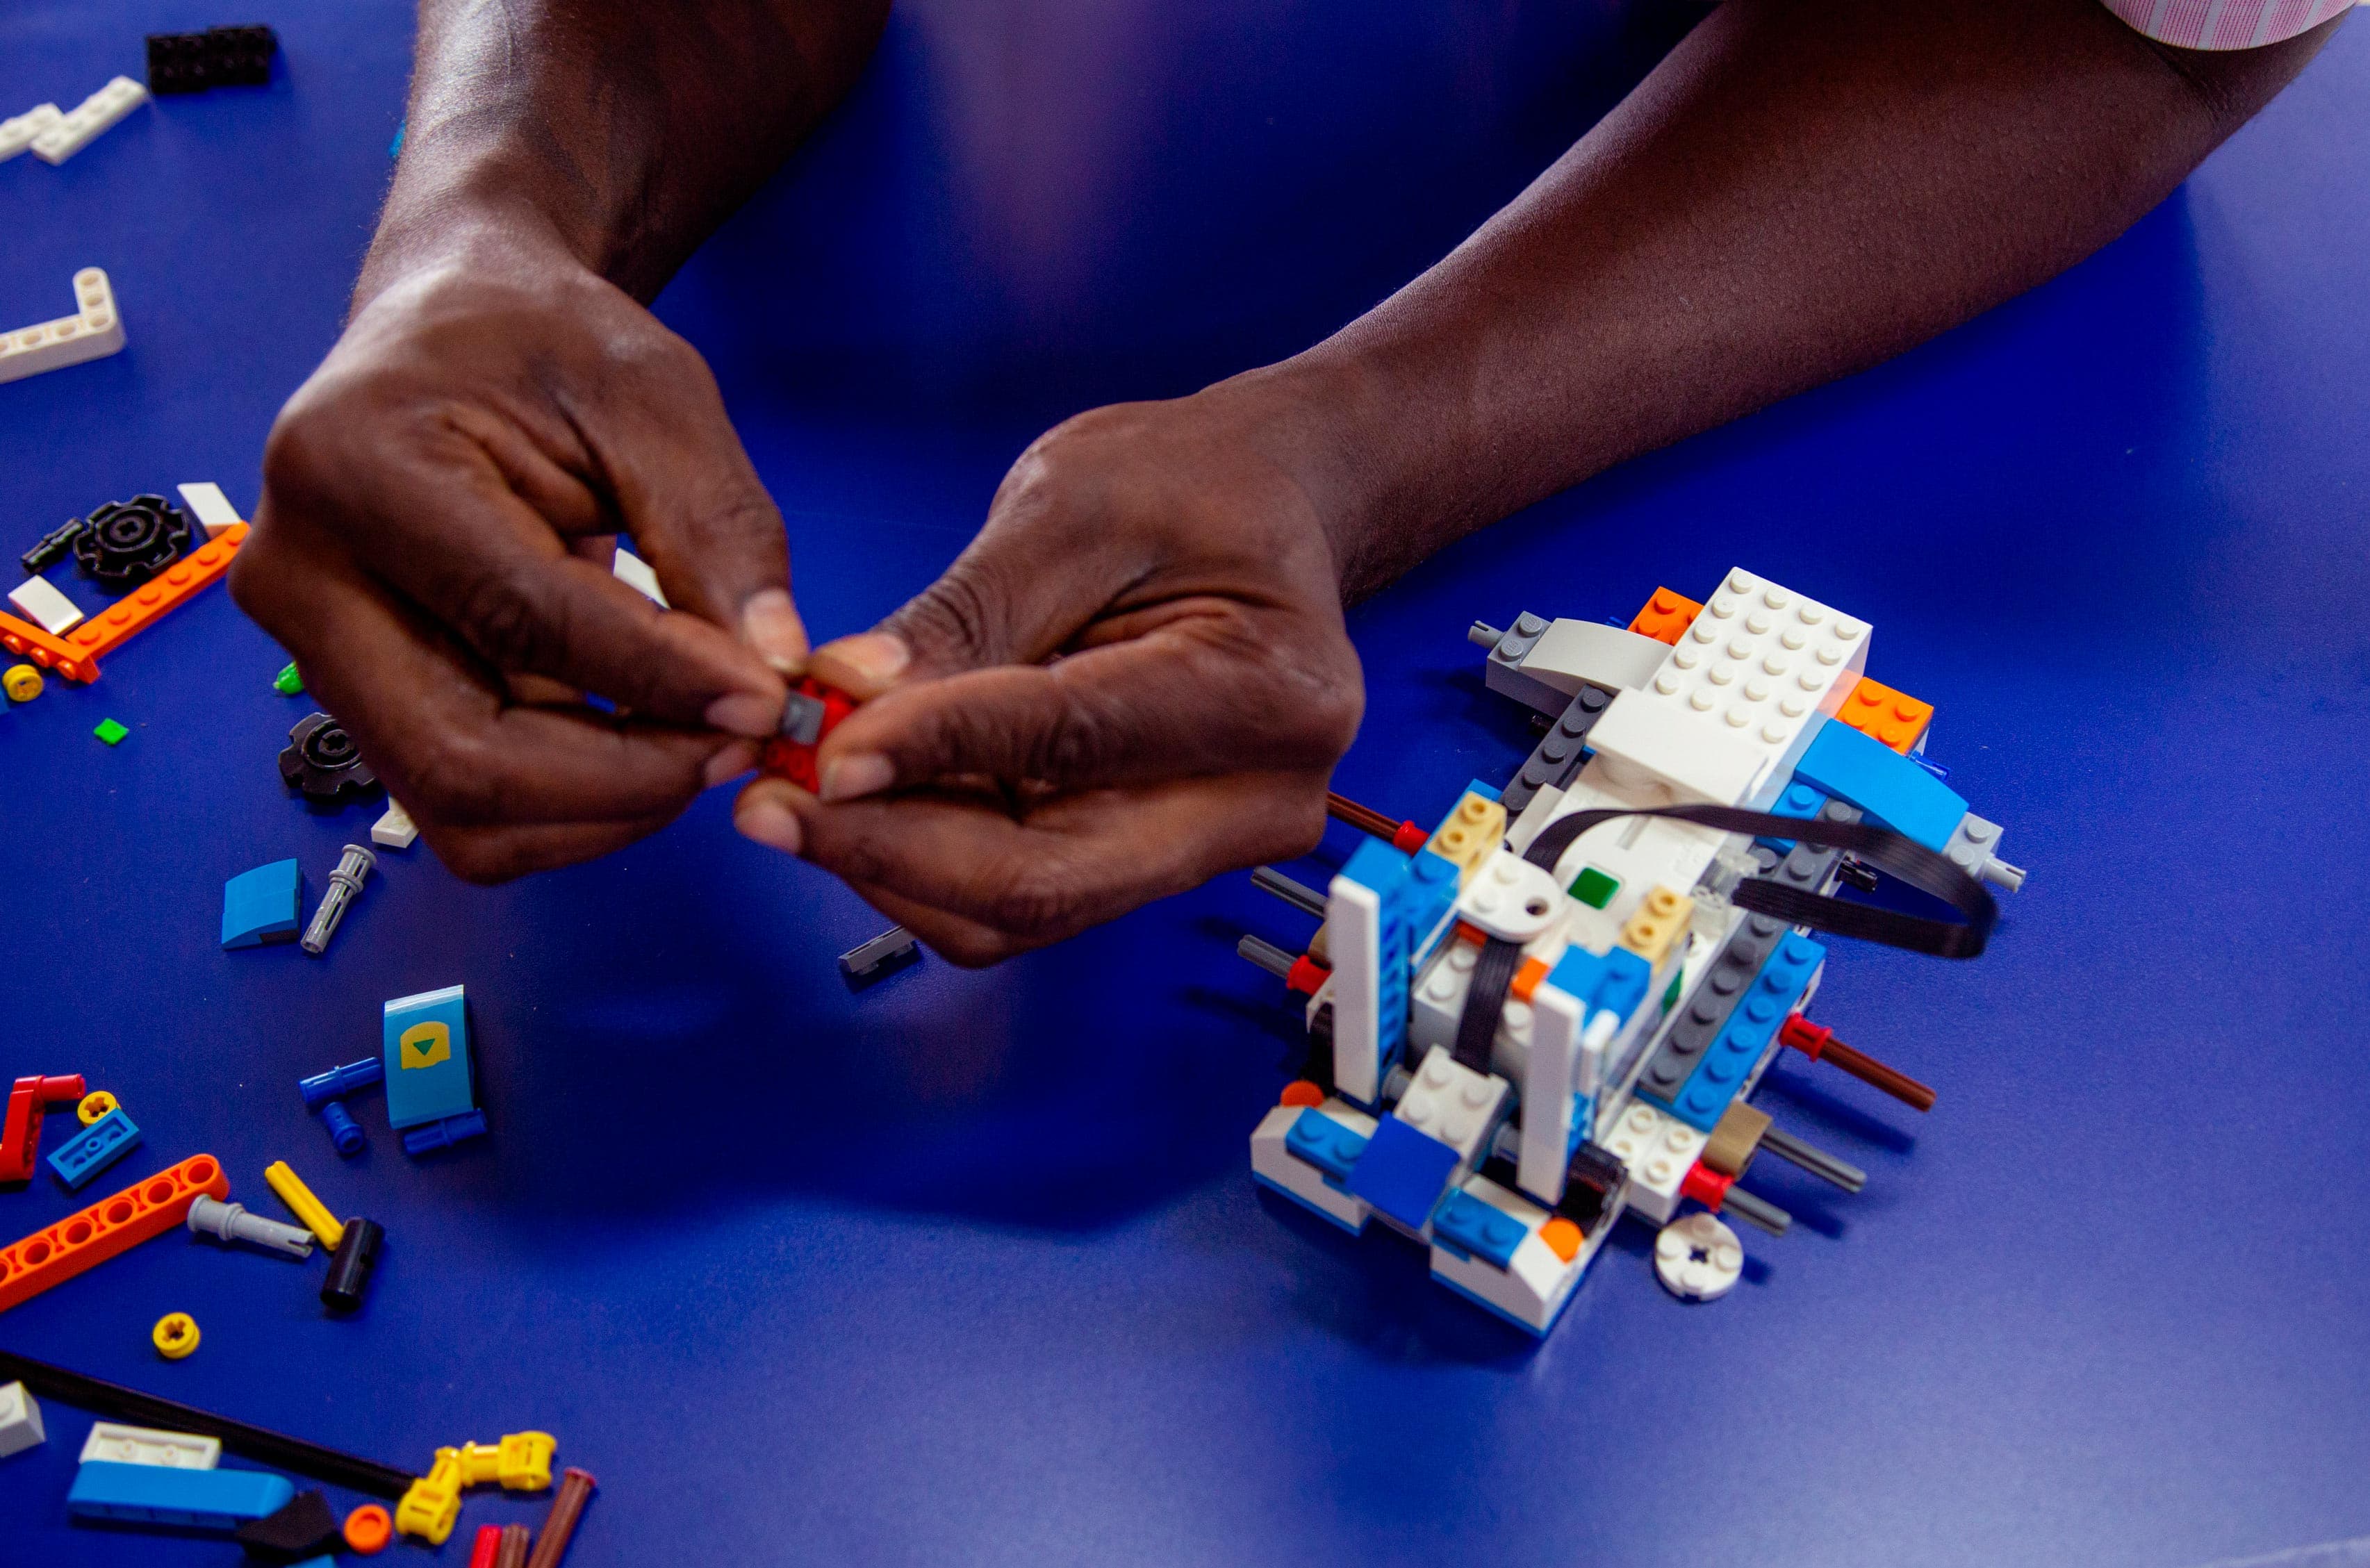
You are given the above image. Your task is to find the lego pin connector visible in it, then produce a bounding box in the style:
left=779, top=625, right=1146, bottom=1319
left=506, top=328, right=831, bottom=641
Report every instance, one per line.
left=186, top=1196, right=315, bottom=1260
left=302, top=843, right=376, bottom=955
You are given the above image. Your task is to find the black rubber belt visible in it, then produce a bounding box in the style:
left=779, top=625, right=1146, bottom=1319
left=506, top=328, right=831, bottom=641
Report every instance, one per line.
left=1522, top=803, right=1995, bottom=959
left=1451, top=935, right=1528, bottom=1075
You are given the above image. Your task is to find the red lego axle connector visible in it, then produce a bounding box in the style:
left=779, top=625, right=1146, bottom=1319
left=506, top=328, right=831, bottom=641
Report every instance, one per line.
left=1777, top=1016, right=1936, bottom=1112
left=756, top=677, right=858, bottom=793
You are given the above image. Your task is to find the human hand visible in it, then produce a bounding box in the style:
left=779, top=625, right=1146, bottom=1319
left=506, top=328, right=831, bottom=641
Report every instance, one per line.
left=232, top=234, right=803, bottom=881
left=731, top=384, right=1366, bottom=963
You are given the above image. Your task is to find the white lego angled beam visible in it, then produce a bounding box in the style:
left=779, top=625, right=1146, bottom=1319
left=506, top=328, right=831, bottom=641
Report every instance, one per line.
left=372, top=800, right=420, bottom=850
left=1519, top=619, right=1670, bottom=700
left=0, top=268, right=126, bottom=386
left=176, top=482, right=244, bottom=538
left=31, top=76, right=147, bottom=165
left=8, top=574, right=85, bottom=635
left=0, top=104, right=63, bottom=163
left=612, top=545, right=669, bottom=606
left=1325, top=875, right=1385, bottom=1106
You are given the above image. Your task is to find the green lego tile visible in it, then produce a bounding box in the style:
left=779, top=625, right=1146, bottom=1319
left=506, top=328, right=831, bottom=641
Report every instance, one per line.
left=92, top=718, right=129, bottom=745
left=1570, top=866, right=1619, bottom=909
left=274, top=662, right=304, bottom=695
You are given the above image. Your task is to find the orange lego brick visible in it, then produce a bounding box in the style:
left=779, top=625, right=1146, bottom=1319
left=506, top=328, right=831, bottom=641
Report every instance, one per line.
left=1627, top=587, right=1703, bottom=646
left=0, top=609, right=100, bottom=683
left=1834, top=675, right=1934, bottom=754
left=0, top=1153, right=229, bottom=1314
left=62, top=523, right=248, bottom=663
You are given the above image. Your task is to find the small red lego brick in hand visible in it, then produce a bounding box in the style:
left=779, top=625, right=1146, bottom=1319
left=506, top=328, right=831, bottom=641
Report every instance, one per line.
left=756, top=677, right=858, bottom=792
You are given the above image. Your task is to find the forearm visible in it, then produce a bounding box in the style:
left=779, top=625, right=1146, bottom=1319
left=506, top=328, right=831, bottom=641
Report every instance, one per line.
left=1265, top=0, right=2332, bottom=598
left=361, top=0, right=889, bottom=306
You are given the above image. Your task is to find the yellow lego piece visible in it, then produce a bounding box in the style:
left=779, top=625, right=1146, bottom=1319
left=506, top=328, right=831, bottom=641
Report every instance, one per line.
left=396, top=1447, right=465, bottom=1544
left=1426, top=792, right=1507, bottom=884
left=457, top=1430, right=558, bottom=1492
left=1617, top=886, right=1693, bottom=966
left=76, top=1090, right=119, bottom=1126
left=264, top=1160, right=344, bottom=1250
left=151, top=1312, right=199, bottom=1360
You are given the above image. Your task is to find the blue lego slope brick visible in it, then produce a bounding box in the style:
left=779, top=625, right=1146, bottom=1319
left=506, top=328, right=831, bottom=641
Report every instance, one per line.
left=1344, top=1114, right=1462, bottom=1230
left=383, top=983, right=474, bottom=1130
left=1283, top=1107, right=1368, bottom=1184
left=1794, top=720, right=1966, bottom=851
left=68, top=1461, right=297, bottom=1530
left=1433, top=1190, right=1525, bottom=1270
left=1668, top=934, right=1827, bottom=1131
left=220, top=859, right=302, bottom=949
left=47, top=1107, right=141, bottom=1189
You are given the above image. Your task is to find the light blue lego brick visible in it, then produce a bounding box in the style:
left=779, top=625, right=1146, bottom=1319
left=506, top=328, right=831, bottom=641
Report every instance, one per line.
left=1338, top=838, right=1412, bottom=894
left=1463, top=778, right=1503, bottom=804
left=1338, top=841, right=1417, bottom=1084
left=1544, top=946, right=1651, bottom=1024
left=1343, top=1115, right=1461, bottom=1231
left=220, top=859, right=301, bottom=949
left=1433, top=1190, right=1526, bottom=1270
left=68, top=1461, right=295, bottom=1531
left=1283, top=1107, right=1368, bottom=1185
left=1757, top=780, right=1830, bottom=855
left=383, top=983, right=474, bottom=1130
left=1794, top=721, right=1966, bottom=851
left=1401, top=849, right=1462, bottom=965
left=1668, top=933, right=1826, bottom=1131
left=47, top=1107, right=140, bottom=1189
left=402, top=1107, right=488, bottom=1156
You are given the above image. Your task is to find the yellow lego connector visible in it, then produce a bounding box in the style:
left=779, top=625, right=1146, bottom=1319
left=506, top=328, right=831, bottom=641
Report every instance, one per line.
left=76, top=1091, right=119, bottom=1126
left=1618, top=886, right=1693, bottom=966
left=1427, top=793, right=1507, bottom=884
left=263, top=1160, right=344, bottom=1249
left=396, top=1446, right=465, bottom=1544
left=459, top=1430, right=557, bottom=1492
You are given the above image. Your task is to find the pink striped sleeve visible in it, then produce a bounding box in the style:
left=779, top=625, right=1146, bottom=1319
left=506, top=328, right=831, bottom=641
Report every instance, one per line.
left=2098, top=0, right=2353, bottom=47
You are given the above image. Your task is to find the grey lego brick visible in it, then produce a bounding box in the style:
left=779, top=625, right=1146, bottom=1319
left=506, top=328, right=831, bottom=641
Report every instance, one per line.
left=1482, top=613, right=1567, bottom=714
left=1499, top=686, right=1612, bottom=814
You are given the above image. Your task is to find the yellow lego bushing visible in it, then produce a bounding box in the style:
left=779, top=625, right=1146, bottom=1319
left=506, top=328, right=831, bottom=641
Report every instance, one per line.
left=152, top=1312, right=200, bottom=1359
left=76, top=1090, right=119, bottom=1126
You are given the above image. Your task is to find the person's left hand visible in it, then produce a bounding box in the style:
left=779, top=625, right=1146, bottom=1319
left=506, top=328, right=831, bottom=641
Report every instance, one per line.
left=731, top=381, right=1365, bottom=964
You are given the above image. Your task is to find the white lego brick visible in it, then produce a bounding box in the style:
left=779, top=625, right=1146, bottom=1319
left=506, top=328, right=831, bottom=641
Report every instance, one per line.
left=1392, top=1046, right=1509, bottom=1166
left=1638, top=567, right=1869, bottom=802
left=1326, top=874, right=1385, bottom=1106
left=0, top=267, right=126, bottom=386
left=371, top=800, right=419, bottom=850
left=1520, top=973, right=1584, bottom=1204
left=0, top=103, right=63, bottom=163
left=612, top=545, right=669, bottom=606
left=1601, top=1100, right=1706, bottom=1225
left=1427, top=1174, right=1613, bottom=1335
left=1535, top=766, right=1731, bottom=928
left=1249, top=1100, right=1373, bottom=1233
left=31, top=76, right=148, bottom=165
left=79, top=1422, right=220, bottom=1469
left=1451, top=849, right=1564, bottom=943
left=176, top=482, right=244, bottom=538
left=1518, top=618, right=1670, bottom=698
left=1409, top=938, right=1472, bottom=1059
left=1583, top=688, right=1770, bottom=808
left=0, top=1380, right=44, bottom=1459
left=8, top=573, right=84, bottom=635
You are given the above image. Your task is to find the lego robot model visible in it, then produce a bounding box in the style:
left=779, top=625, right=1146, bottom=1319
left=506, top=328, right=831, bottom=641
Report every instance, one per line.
left=1237, top=568, right=2025, bottom=1332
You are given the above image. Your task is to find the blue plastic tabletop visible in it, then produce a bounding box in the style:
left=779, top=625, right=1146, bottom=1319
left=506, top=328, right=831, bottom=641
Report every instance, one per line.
left=4, top=3, right=2368, bottom=1565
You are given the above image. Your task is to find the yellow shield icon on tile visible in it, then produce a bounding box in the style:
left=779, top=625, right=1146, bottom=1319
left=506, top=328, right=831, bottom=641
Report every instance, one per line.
left=400, top=1020, right=452, bottom=1070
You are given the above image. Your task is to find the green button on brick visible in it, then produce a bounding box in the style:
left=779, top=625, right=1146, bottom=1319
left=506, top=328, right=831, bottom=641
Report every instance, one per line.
left=1570, top=866, right=1620, bottom=909
left=93, top=718, right=129, bottom=745
left=273, top=662, right=304, bottom=695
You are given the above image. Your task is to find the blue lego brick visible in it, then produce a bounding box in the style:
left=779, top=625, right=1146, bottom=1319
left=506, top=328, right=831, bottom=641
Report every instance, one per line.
left=1463, top=777, right=1503, bottom=804
left=1283, top=1107, right=1368, bottom=1185
left=1343, top=1114, right=1462, bottom=1231
left=1339, top=840, right=1415, bottom=1086
left=1545, top=946, right=1652, bottom=1024
left=1338, top=837, right=1411, bottom=895
left=1757, top=781, right=1829, bottom=855
left=220, top=859, right=301, bottom=949
left=1433, top=1189, right=1526, bottom=1270
left=401, top=1107, right=488, bottom=1156
left=47, top=1107, right=140, bottom=1190
left=68, top=1461, right=296, bottom=1531
left=383, top=983, right=474, bottom=1130
left=1402, top=849, right=1461, bottom=964
left=1667, top=933, right=1827, bottom=1131
left=1794, top=720, right=1966, bottom=851
left=298, top=1055, right=382, bottom=1110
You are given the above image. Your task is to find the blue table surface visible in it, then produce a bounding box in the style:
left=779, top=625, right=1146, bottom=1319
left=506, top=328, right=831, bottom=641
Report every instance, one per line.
left=4, top=3, right=2367, bottom=1565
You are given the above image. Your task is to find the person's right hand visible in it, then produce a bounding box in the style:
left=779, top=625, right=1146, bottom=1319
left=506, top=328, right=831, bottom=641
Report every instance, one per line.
left=231, top=236, right=802, bottom=882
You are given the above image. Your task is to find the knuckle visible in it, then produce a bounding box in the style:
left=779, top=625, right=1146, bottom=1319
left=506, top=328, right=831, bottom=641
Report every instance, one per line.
left=889, top=565, right=1005, bottom=671
left=401, top=732, right=507, bottom=824
left=454, top=566, right=561, bottom=672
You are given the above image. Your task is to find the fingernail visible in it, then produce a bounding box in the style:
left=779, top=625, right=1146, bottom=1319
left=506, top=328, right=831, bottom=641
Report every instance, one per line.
left=703, top=741, right=757, bottom=789
left=820, top=751, right=896, bottom=802
left=705, top=691, right=780, bottom=738
left=734, top=789, right=805, bottom=855
left=741, top=588, right=810, bottom=675
left=830, top=632, right=910, bottom=686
